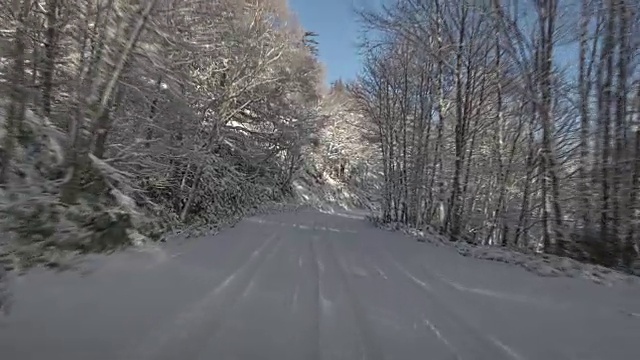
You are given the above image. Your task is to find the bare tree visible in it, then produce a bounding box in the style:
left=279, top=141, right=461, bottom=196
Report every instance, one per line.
left=354, top=0, right=640, bottom=269
left=0, top=0, right=325, bottom=270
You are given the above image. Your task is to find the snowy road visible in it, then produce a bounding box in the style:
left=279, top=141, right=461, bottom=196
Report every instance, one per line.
left=1, top=208, right=640, bottom=360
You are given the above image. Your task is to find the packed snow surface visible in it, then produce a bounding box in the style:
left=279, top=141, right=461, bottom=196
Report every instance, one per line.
left=1, top=207, right=639, bottom=360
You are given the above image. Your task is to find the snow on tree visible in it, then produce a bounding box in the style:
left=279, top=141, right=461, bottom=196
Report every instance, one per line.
left=353, top=0, right=640, bottom=271
left=0, top=0, right=325, bottom=271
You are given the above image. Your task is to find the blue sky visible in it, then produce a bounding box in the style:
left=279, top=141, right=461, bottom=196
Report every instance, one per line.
left=287, top=1, right=579, bottom=85
left=288, top=0, right=369, bottom=84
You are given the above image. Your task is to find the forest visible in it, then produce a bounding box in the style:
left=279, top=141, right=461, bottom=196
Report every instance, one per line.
left=0, top=0, right=338, bottom=270
left=353, top=0, right=640, bottom=271
left=1, top=0, right=639, bottom=300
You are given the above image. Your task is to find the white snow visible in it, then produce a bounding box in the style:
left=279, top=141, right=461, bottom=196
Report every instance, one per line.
left=372, top=220, right=639, bottom=286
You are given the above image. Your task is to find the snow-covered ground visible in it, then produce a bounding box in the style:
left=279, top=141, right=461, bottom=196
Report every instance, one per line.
left=1, top=208, right=639, bottom=360
left=371, top=220, right=639, bottom=287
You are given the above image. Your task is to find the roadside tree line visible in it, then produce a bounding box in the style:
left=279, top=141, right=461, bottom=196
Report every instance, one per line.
left=353, top=0, right=640, bottom=269
left=0, top=0, right=324, bottom=268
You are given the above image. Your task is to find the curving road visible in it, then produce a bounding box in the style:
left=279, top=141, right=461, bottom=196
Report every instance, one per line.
left=1, top=208, right=640, bottom=360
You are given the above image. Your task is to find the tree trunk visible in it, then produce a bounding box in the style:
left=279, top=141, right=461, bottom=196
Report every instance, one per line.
left=42, top=0, right=59, bottom=118
left=0, top=0, right=31, bottom=185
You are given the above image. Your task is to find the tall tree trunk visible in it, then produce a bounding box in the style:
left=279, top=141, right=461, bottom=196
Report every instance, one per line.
left=42, top=0, right=59, bottom=118
left=0, top=0, right=31, bottom=185
left=446, top=3, right=468, bottom=241
left=538, top=0, right=563, bottom=254
left=622, top=84, right=640, bottom=268
left=577, top=0, right=592, bottom=230
left=92, top=86, right=124, bottom=159
left=597, top=0, right=616, bottom=262
left=613, top=0, right=629, bottom=263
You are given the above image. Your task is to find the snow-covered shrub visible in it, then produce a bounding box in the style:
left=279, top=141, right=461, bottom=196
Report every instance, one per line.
left=0, top=103, right=161, bottom=270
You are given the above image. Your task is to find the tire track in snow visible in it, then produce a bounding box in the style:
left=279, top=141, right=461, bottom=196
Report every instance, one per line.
left=374, top=264, right=388, bottom=280
left=488, top=335, right=527, bottom=360
left=192, top=231, right=287, bottom=360
left=328, top=237, right=384, bottom=360
left=422, top=316, right=462, bottom=360
left=424, top=267, right=564, bottom=309
left=309, top=236, right=322, bottom=360
left=371, top=236, right=526, bottom=360
left=335, top=230, right=469, bottom=359
left=121, top=230, right=284, bottom=360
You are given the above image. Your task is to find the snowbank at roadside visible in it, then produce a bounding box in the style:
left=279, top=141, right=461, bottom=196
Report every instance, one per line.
left=369, top=217, right=639, bottom=286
